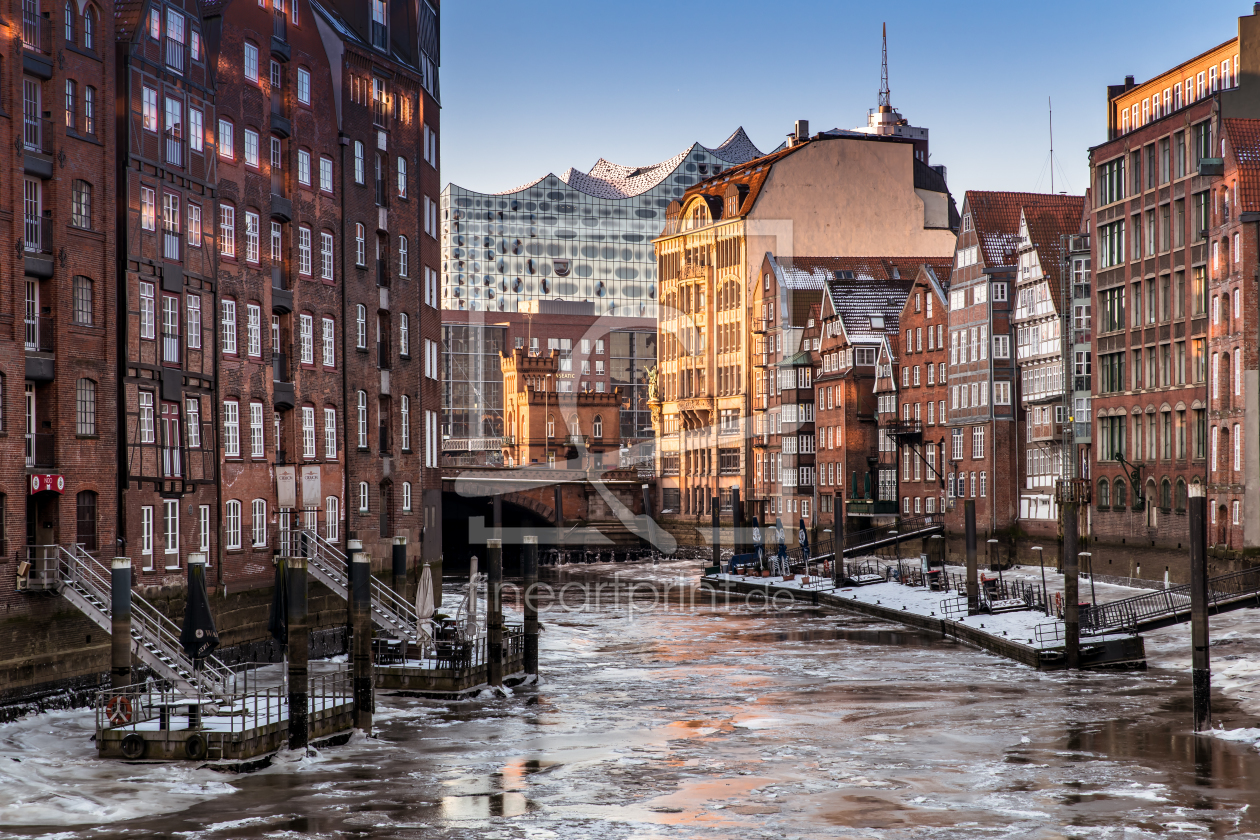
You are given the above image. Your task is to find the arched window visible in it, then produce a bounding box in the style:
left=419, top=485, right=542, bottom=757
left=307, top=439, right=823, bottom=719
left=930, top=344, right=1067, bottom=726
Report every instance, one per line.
left=1113, top=477, right=1127, bottom=508
left=1097, top=477, right=1110, bottom=507
left=358, top=482, right=369, bottom=512
left=356, top=304, right=367, bottom=348
left=224, top=500, right=242, bottom=549
left=251, top=498, right=267, bottom=546
left=398, top=235, right=409, bottom=276
left=402, top=481, right=412, bottom=512
left=76, top=378, right=96, bottom=435
left=568, top=414, right=579, bottom=437
left=325, top=495, right=339, bottom=542
left=356, top=390, right=368, bottom=448
left=1175, top=478, right=1188, bottom=511
left=82, top=5, right=94, bottom=50
left=64, top=1, right=73, bottom=41
left=75, top=491, right=97, bottom=552
left=546, top=413, right=554, bottom=438
left=592, top=414, right=603, bottom=439
left=1161, top=478, right=1173, bottom=510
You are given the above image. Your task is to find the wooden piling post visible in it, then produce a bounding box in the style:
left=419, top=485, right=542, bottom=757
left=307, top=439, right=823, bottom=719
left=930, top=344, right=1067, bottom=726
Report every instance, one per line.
left=965, top=500, right=978, bottom=614
left=350, top=551, right=373, bottom=733
left=1063, top=501, right=1080, bottom=670
left=1189, top=483, right=1211, bottom=731
left=287, top=555, right=309, bottom=751
left=711, top=495, right=720, bottom=571
left=110, top=558, right=132, bottom=690
left=487, top=538, right=503, bottom=687
left=523, top=535, right=539, bottom=677
left=391, top=535, right=407, bottom=600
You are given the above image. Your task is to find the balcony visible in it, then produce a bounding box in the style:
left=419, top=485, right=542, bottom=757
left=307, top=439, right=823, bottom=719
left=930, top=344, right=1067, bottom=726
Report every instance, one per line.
left=271, top=266, right=293, bottom=312
left=885, top=420, right=923, bottom=438
left=269, top=111, right=291, bottom=139
left=378, top=423, right=390, bottom=456
left=375, top=178, right=390, bottom=209
left=25, top=432, right=54, bottom=469
left=377, top=341, right=391, bottom=370
left=24, top=216, right=54, bottom=278
left=24, top=314, right=54, bottom=381
left=270, top=11, right=290, bottom=61
left=1029, top=424, right=1063, bottom=443
left=270, top=192, right=292, bottom=223
left=165, top=35, right=185, bottom=74
left=23, top=117, right=54, bottom=178
left=376, top=257, right=389, bottom=287
left=272, top=352, right=294, bottom=408
left=21, top=10, right=53, bottom=78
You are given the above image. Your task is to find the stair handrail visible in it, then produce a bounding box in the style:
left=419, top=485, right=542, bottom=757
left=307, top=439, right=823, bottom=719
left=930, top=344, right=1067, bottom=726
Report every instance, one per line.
left=58, top=545, right=235, bottom=699
left=298, top=529, right=420, bottom=640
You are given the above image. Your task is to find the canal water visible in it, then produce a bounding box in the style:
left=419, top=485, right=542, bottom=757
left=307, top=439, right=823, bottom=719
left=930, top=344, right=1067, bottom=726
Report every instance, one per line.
left=2, top=559, right=1260, bottom=838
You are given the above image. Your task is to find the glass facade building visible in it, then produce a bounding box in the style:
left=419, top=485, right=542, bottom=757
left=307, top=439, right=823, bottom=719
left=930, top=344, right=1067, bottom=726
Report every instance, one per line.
left=441, top=128, right=767, bottom=317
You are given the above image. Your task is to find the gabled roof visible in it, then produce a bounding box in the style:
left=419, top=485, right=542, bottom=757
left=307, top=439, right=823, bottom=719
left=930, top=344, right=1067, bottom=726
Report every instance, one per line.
left=965, top=191, right=1084, bottom=268
left=114, top=0, right=148, bottom=40
left=1019, top=196, right=1086, bottom=300
left=1224, top=119, right=1260, bottom=213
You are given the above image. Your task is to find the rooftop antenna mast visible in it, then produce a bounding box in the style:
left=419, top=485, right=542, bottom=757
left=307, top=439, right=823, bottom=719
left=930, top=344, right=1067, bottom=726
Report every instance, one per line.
left=1049, top=96, right=1055, bottom=193
left=878, top=23, right=891, bottom=108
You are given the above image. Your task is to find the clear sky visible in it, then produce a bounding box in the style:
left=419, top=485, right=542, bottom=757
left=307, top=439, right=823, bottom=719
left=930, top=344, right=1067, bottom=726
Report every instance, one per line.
left=439, top=0, right=1238, bottom=201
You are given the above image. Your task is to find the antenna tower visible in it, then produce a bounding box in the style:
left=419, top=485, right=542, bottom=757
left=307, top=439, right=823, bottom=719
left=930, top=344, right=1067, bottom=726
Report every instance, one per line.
left=878, top=23, right=890, bottom=108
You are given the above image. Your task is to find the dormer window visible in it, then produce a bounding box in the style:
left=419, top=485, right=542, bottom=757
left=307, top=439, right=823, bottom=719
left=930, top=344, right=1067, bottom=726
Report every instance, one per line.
left=370, top=0, right=388, bottom=50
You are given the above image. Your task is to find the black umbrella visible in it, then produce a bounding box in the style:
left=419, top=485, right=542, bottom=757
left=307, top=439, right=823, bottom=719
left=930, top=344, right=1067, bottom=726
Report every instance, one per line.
left=798, top=518, right=810, bottom=558
left=180, top=560, right=220, bottom=663
left=267, top=555, right=288, bottom=647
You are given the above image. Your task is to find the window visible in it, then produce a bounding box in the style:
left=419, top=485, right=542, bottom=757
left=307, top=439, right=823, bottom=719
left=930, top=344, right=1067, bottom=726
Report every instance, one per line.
left=400, top=394, right=410, bottom=451
left=223, top=400, right=240, bottom=456
left=65, top=79, right=76, bottom=129
left=403, top=482, right=412, bottom=512
left=219, top=204, right=235, bottom=257
left=299, top=313, right=313, bottom=364
left=221, top=298, right=237, bottom=354
left=972, top=426, right=985, bottom=459
left=354, top=140, right=365, bottom=184
left=319, top=155, right=333, bottom=193
left=251, top=499, right=267, bottom=546
left=398, top=236, right=409, bottom=276
left=356, top=304, right=367, bottom=348
left=140, top=186, right=157, bottom=231
left=355, top=223, right=365, bottom=265
left=359, top=482, right=369, bottom=512
left=322, top=317, right=335, bottom=367
left=250, top=401, right=264, bottom=457
left=325, top=495, right=339, bottom=542
left=141, top=506, right=153, bottom=560
left=244, top=41, right=259, bottom=83
left=187, top=203, right=202, bottom=247
left=68, top=180, right=92, bottom=229
left=225, top=501, right=241, bottom=549
left=186, top=397, right=201, bottom=448
left=397, top=156, right=407, bottom=197
left=75, top=378, right=95, bottom=435
left=302, top=405, right=316, bottom=458
left=324, top=407, right=336, bottom=458
left=217, top=118, right=233, bottom=158
left=399, top=313, right=409, bottom=356
left=161, top=192, right=180, bottom=260
left=994, top=381, right=1010, bottom=405
left=142, top=86, right=158, bottom=132
left=186, top=295, right=201, bottom=349
left=73, top=276, right=92, bottom=325
left=139, top=282, right=156, bottom=340
left=317, top=231, right=334, bottom=281
left=244, top=210, right=260, bottom=262
left=298, top=226, right=312, bottom=274
left=357, top=391, right=368, bottom=448
left=84, top=86, right=96, bottom=136
left=297, top=67, right=311, bottom=104
left=993, top=334, right=1009, bottom=359
left=297, top=148, right=311, bottom=186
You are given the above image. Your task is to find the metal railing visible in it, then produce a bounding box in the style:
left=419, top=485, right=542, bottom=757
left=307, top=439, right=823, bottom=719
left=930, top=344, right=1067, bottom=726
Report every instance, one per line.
left=272, top=351, right=290, bottom=382
left=25, top=432, right=54, bottom=468
left=297, top=529, right=420, bottom=643
left=25, top=314, right=53, bottom=352
left=25, top=216, right=53, bottom=255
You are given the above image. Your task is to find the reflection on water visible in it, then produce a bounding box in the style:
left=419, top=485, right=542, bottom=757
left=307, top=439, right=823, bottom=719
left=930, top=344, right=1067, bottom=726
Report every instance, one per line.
left=0, top=562, right=1259, bottom=838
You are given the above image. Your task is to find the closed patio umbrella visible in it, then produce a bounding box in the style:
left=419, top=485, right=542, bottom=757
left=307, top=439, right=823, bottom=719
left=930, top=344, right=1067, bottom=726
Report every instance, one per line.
left=180, top=558, right=220, bottom=664
left=415, top=563, right=435, bottom=647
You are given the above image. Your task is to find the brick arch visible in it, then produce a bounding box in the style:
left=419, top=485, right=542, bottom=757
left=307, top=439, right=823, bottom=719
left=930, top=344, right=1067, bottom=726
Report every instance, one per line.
left=501, top=491, right=555, bottom=523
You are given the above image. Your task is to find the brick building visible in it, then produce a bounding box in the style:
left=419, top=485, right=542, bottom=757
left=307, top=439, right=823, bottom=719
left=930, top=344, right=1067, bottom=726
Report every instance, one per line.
left=889, top=264, right=951, bottom=521
left=116, top=0, right=219, bottom=583
left=312, top=0, right=442, bottom=568
left=440, top=302, right=657, bottom=466
left=1083, top=12, right=1259, bottom=552
left=1010, top=197, right=1086, bottom=535
left=202, top=0, right=345, bottom=581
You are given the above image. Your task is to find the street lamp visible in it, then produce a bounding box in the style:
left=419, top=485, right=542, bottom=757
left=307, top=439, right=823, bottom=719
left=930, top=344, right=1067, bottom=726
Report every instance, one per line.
left=1031, top=546, right=1048, bottom=615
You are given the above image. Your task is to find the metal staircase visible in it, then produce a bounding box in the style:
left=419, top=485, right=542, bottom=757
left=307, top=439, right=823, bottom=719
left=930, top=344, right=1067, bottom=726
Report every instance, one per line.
left=297, top=530, right=420, bottom=642
left=1083, top=566, right=1260, bottom=634
left=31, top=545, right=234, bottom=700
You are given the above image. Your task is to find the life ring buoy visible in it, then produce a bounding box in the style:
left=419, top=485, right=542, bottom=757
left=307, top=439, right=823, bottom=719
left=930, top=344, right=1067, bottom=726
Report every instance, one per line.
left=106, top=695, right=133, bottom=726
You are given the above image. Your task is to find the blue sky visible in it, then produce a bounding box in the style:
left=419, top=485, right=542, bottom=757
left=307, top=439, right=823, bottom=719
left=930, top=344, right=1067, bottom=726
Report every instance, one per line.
left=439, top=0, right=1237, bottom=200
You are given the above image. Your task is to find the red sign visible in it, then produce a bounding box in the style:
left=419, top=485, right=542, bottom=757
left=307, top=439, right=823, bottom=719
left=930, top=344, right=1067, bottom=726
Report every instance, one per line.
left=30, top=474, right=64, bottom=495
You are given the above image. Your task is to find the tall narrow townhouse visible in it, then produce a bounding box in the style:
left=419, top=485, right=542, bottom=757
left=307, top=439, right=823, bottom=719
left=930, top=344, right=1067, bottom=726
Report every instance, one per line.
left=115, top=1, right=219, bottom=584
left=311, top=0, right=441, bottom=567
left=203, top=0, right=344, bottom=578
left=0, top=0, right=120, bottom=695
left=1009, top=196, right=1086, bottom=537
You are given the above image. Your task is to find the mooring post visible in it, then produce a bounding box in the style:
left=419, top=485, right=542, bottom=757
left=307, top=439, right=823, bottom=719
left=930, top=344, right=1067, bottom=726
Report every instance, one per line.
left=732, top=487, right=743, bottom=556
left=523, top=535, right=539, bottom=677
left=1063, top=501, right=1080, bottom=670
left=1189, top=483, right=1211, bottom=731
left=287, top=555, right=309, bottom=751
left=110, top=557, right=132, bottom=690
left=487, top=538, right=503, bottom=687
left=391, top=535, right=407, bottom=600
left=345, top=539, right=362, bottom=644
left=711, top=495, right=720, bottom=571
left=350, top=551, right=373, bottom=734
left=964, top=500, right=978, bottom=614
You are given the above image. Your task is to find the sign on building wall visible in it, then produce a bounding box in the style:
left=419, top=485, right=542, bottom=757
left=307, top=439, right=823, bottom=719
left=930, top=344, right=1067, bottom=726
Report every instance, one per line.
left=301, top=466, right=322, bottom=507
left=276, top=466, right=297, bottom=508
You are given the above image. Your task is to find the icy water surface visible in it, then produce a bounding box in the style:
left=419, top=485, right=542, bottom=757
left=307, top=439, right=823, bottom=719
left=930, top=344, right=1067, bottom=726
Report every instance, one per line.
left=2, top=562, right=1260, bottom=838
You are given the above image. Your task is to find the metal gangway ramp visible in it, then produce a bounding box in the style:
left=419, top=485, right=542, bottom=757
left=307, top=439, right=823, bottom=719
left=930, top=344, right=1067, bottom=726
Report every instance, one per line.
left=296, top=530, right=420, bottom=642
left=1083, top=566, right=1260, bottom=634
left=25, top=544, right=234, bottom=700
